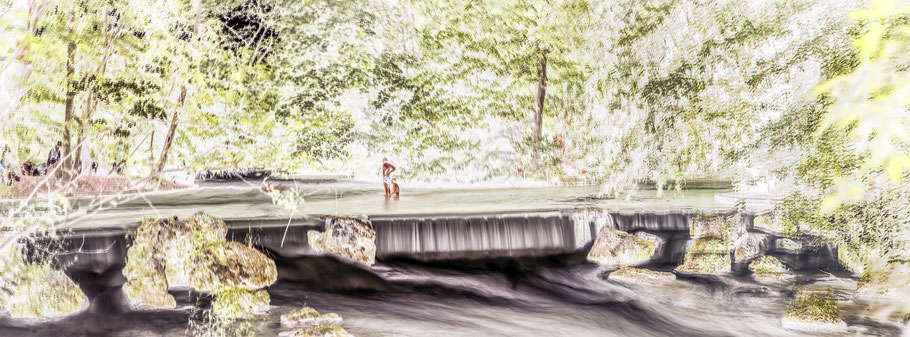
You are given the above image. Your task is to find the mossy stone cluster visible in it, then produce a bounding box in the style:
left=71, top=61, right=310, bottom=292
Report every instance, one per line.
left=278, top=323, right=353, bottom=337
left=122, top=211, right=277, bottom=319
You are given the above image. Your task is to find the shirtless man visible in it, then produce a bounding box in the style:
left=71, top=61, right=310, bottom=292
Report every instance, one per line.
left=381, top=157, right=396, bottom=198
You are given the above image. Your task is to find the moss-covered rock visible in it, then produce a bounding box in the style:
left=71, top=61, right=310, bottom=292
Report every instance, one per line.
left=749, top=255, right=790, bottom=280
left=779, top=238, right=801, bottom=252
left=837, top=245, right=866, bottom=275
left=278, top=324, right=353, bottom=337
left=781, top=293, right=846, bottom=332
left=1, top=264, right=88, bottom=319
left=281, top=306, right=344, bottom=328
left=608, top=267, right=675, bottom=281
left=309, top=216, right=376, bottom=266
left=689, top=212, right=747, bottom=241
left=189, top=241, right=278, bottom=292
left=675, top=248, right=731, bottom=274
left=675, top=212, right=747, bottom=274
left=733, top=234, right=763, bottom=263
left=211, top=288, right=270, bottom=320
left=587, top=226, right=658, bottom=267
left=752, top=212, right=785, bottom=233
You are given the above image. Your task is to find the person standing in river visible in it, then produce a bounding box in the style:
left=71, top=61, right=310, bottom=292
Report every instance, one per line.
left=381, top=157, right=396, bottom=198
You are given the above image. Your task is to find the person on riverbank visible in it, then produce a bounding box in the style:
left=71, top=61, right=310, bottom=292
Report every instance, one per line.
left=46, top=142, right=61, bottom=167
left=391, top=177, right=400, bottom=198
left=382, top=158, right=396, bottom=198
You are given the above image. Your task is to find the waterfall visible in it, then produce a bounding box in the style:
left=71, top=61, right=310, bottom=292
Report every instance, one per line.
left=371, top=212, right=579, bottom=260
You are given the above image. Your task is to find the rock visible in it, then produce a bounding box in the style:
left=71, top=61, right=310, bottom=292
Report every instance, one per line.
left=781, top=293, right=846, bottom=332
left=1, top=263, right=88, bottom=319
left=608, top=267, right=675, bottom=281
left=675, top=212, right=748, bottom=274
left=309, top=216, right=376, bottom=266
left=752, top=212, right=784, bottom=233
left=281, top=307, right=344, bottom=328
left=779, top=238, right=801, bottom=252
left=211, top=288, right=270, bottom=320
left=689, top=212, right=747, bottom=242
left=748, top=255, right=790, bottom=280
left=188, top=241, right=278, bottom=292
left=122, top=212, right=277, bottom=315
left=733, top=234, right=764, bottom=263
left=587, top=226, right=658, bottom=267
left=675, top=241, right=732, bottom=274
left=278, top=324, right=353, bottom=337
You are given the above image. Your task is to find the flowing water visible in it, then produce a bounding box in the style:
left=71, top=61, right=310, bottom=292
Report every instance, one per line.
left=0, top=182, right=906, bottom=336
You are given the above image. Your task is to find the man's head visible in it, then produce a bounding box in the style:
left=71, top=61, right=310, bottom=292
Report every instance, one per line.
left=382, top=157, right=388, bottom=164
left=55, top=141, right=62, bottom=149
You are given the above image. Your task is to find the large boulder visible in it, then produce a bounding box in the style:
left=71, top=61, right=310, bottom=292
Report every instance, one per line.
left=781, top=293, right=846, bottom=332
left=309, top=216, right=376, bottom=266
left=281, top=307, right=343, bottom=328
left=122, top=212, right=277, bottom=316
left=188, top=241, right=277, bottom=292
left=587, top=226, right=658, bottom=268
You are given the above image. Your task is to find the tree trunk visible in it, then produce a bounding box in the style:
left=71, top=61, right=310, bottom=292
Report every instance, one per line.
left=62, top=40, right=76, bottom=177
left=155, top=87, right=185, bottom=176
left=152, top=4, right=201, bottom=178
left=533, top=48, right=549, bottom=139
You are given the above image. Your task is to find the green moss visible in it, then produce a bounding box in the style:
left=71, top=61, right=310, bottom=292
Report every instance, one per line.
left=211, top=288, right=270, bottom=320
left=784, top=293, right=841, bottom=323
left=587, top=227, right=657, bottom=267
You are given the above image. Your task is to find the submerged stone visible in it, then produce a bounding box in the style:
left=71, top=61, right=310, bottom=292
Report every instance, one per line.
left=278, top=324, right=353, bottom=337
left=781, top=293, right=846, bottom=332
left=748, top=255, right=790, bottom=280
left=309, top=216, right=376, bottom=266
left=211, top=288, right=271, bottom=320
left=281, top=306, right=344, bottom=328
left=608, top=267, right=675, bottom=281
left=587, top=226, right=658, bottom=267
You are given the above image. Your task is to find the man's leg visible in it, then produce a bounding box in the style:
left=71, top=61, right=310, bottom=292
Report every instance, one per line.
left=384, top=183, right=390, bottom=197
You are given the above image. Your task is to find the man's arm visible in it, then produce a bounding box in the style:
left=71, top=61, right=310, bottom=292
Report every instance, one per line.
left=389, top=164, right=396, bottom=174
